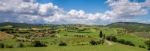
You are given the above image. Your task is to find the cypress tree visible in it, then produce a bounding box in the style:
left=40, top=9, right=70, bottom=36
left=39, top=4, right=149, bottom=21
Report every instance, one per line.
left=99, top=31, right=103, bottom=38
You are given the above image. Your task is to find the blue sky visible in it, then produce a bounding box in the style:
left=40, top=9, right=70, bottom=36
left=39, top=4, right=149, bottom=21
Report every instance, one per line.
left=36, top=0, right=147, bottom=13
left=37, top=0, right=108, bottom=13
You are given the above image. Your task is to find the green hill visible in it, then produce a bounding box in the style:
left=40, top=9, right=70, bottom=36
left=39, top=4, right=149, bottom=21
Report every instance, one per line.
left=107, top=22, right=150, bottom=32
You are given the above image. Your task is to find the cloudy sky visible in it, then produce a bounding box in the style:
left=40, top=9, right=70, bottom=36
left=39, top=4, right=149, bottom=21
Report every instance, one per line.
left=0, top=0, right=150, bottom=24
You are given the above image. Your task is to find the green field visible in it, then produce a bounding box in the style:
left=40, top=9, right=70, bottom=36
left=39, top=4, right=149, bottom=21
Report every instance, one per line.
left=0, top=44, right=147, bottom=51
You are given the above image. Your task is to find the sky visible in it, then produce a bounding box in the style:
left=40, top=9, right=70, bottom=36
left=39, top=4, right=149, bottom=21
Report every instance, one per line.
left=37, top=0, right=108, bottom=13
left=0, top=0, right=150, bottom=25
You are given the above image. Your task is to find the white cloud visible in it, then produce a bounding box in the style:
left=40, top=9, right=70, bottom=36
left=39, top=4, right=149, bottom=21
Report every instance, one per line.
left=38, top=3, right=61, bottom=16
left=0, top=0, right=63, bottom=24
left=0, top=0, right=150, bottom=24
left=105, top=0, right=150, bottom=22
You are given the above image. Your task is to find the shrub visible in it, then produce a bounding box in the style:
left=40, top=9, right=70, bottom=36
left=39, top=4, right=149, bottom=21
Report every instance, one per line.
left=118, top=39, right=125, bottom=44
left=32, top=41, right=47, bottom=47
left=107, top=37, right=135, bottom=47
left=125, top=41, right=135, bottom=46
left=59, top=42, right=67, bottom=46
left=89, top=40, right=102, bottom=45
left=148, top=47, right=150, bottom=50
left=100, top=39, right=105, bottom=45
left=106, top=35, right=117, bottom=42
left=18, top=43, right=24, bottom=48
left=145, top=40, right=150, bottom=50
left=139, top=45, right=145, bottom=49
left=0, top=43, right=5, bottom=48
left=117, top=39, right=135, bottom=46
left=90, top=40, right=98, bottom=45
left=6, top=45, right=13, bottom=48
left=145, top=40, right=150, bottom=47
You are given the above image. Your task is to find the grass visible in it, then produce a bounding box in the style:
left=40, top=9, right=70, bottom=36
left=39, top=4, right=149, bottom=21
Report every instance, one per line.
left=0, top=43, right=147, bottom=51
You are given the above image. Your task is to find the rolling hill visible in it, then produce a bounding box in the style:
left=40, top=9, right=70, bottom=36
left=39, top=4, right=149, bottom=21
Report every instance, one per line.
left=107, top=22, right=150, bottom=32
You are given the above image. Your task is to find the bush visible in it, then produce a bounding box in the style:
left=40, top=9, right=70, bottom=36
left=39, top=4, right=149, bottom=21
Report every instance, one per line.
left=106, top=35, right=135, bottom=47
left=100, top=39, right=105, bottom=45
left=117, top=39, right=125, bottom=44
left=89, top=40, right=102, bottom=45
left=117, top=39, right=135, bottom=46
left=148, top=47, right=150, bottom=50
left=145, top=40, right=150, bottom=50
left=106, top=35, right=117, bottom=42
left=18, top=43, right=24, bottom=48
left=32, top=41, right=47, bottom=47
left=6, top=45, right=13, bottom=48
left=106, top=35, right=135, bottom=46
left=126, top=41, right=135, bottom=46
left=145, top=40, right=150, bottom=47
left=59, top=42, right=67, bottom=46
left=139, top=45, right=145, bottom=49
left=90, top=40, right=98, bottom=45
left=0, top=43, right=5, bottom=48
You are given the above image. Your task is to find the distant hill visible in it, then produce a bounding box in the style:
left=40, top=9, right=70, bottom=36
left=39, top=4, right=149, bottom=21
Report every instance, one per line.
left=0, top=22, right=43, bottom=28
left=107, top=22, right=150, bottom=32
left=1, top=22, right=150, bottom=32
left=0, top=22, right=103, bottom=28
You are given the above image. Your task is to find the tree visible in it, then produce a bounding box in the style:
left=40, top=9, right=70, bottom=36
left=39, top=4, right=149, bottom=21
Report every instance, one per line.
left=99, top=31, right=105, bottom=45
left=99, top=31, right=103, bottom=38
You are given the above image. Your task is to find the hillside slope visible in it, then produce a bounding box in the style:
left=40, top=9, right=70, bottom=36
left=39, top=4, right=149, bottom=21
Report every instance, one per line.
left=0, top=32, right=14, bottom=40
